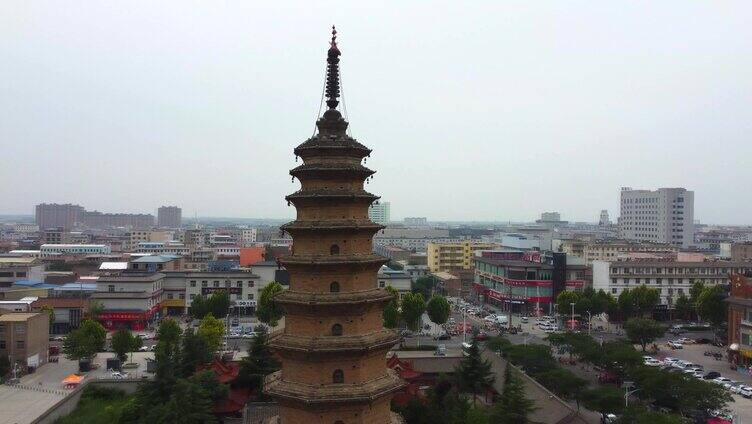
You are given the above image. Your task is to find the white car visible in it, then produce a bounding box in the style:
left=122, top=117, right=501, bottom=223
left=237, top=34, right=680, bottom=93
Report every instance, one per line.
left=137, top=333, right=152, bottom=340
left=713, top=377, right=733, bottom=385
left=741, top=387, right=752, bottom=398
left=723, top=381, right=740, bottom=391
left=667, top=341, right=683, bottom=349
left=644, top=359, right=661, bottom=367
left=677, top=338, right=695, bottom=344
left=735, top=385, right=752, bottom=395
left=110, top=371, right=128, bottom=379
left=138, top=345, right=150, bottom=352
left=241, top=332, right=258, bottom=339
left=692, top=371, right=704, bottom=379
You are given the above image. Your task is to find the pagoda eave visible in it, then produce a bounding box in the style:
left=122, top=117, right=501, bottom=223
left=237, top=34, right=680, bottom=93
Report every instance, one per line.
left=280, top=254, right=387, bottom=268
left=265, top=370, right=406, bottom=405
left=274, top=288, right=393, bottom=309
left=269, top=330, right=399, bottom=355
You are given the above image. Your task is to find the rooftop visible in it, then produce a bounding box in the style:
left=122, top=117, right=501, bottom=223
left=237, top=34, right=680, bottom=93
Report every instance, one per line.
left=99, top=262, right=128, bottom=270
left=0, top=257, right=38, bottom=265
left=475, top=257, right=554, bottom=269
left=132, top=255, right=181, bottom=264
left=0, top=313, right=41, bottom=322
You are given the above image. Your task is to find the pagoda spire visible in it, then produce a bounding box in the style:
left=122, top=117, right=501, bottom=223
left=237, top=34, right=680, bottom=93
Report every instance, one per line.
left=325, top=26, right=341, bottom=110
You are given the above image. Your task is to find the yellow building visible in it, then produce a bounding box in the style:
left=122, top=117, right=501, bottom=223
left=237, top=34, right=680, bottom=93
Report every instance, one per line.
left=427, top=241, right=497, bottom=272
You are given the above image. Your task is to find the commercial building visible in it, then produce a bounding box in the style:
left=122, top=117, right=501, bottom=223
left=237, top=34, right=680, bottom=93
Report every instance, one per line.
left=157, top=206, right=182, bottom=228
left=35, top=203, right=84, bottom=230
left=134, top=241, right=190, bottom=256
left=265, top=36, right=403, bottom=423
left=593, top=259, right=752, bottom=305
left=473, top=255, right=587, bottom=315
left=368, top=201, right=391, bottom=225
left=92, top=272, right=164, bottom=330
left=128, top=230, right=173, bottom=250
left=31, top=298, right=86, bottom=334
left=725, top=243, right=752, bottom=262
left=728, top=274, right=752, bottom=366
left=427, top=241, right=497, bottom=273
left=0, top=258, right=45, bottom=287
left=183, top=271, right=261, bottom=316
left=0, top=313, right=50, bottom=368
left=618, top=187, right=695, bottom=247
left=39, top=244, right=111, bottom=258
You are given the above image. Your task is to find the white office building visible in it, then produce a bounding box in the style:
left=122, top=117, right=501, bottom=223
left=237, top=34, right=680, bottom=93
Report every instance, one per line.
left=618, top=187, right=694, bottom=247
left=40, top=244, right=111, bottom=258
left=368, top=202, right=391, bottom=225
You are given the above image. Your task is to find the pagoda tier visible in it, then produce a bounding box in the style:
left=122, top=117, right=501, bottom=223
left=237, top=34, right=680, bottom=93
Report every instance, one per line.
left=266, top=27, right=404, bottom=424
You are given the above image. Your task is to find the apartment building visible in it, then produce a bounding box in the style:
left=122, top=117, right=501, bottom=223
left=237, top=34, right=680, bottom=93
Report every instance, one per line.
left=618, top=187, right=695, bottom=247
left=157, top=206, right=182, bottom=228
left=368, top=201, right=391, bottom=225
left=593, top=259, right=752, bottom=305
left=35, top=203, right=84, bottom=230
left=184, top=271, right=261, bottom=315
left=427, top=241, right=497, bottom=273
left=0, top=313, right=50, bottom=368
left=582, top=240, right=679, bottom=264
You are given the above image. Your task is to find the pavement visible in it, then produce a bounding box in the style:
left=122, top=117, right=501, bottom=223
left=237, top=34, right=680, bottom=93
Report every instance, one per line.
left=0, top=385, right=65, bottom=424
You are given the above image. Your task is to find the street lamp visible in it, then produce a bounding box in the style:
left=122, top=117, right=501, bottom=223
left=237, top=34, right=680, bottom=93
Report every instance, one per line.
left=586, top=311, right=592, bottom=335
left=623, top=381, right=639, bottom=407
left=570, top=302, right=575, bottom=331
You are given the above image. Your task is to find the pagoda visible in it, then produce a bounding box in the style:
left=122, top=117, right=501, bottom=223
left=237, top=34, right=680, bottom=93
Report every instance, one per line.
left=265, top=28, right=405, bottom=423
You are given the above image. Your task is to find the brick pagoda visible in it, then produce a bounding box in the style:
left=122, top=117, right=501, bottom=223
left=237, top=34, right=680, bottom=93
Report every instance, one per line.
left=265, top=28, right=405, bottom=423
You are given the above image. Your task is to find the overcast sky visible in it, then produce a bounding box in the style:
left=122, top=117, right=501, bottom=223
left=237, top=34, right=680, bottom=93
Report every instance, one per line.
left=1, top=2, right=751, bottom=224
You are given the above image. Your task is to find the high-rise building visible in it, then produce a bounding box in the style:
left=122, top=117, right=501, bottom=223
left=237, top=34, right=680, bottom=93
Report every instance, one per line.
left=81, top=211, right=154, bottom=229
left=599, top=209, right=611, bottom=226
left=35, top=203, right=84, bottom=230
left=368, top=201, right=391, bottom=225
left=157, top=206, right=182, bottom=228
left=265, top=29, right=403, bottom=423
left=618, top=187, right=695, bottom=247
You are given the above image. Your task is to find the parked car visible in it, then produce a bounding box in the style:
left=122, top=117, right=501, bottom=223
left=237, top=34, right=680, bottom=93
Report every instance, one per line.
left=677, top=338, right=695, bottom=344
left=667, top=341, right=683, bottom=349
left=110, top=371, right=128, bottom=379
left=713, top=377, right=733, bottom=385
left=704, top=371, right=721, bottom=380
left=434, top=333, right=451, bottom=341
left=740, top=386, right=752, bottom=398
left=474, top=332, right=489, bottom=341
left=137, top=333, right=152, bottom=340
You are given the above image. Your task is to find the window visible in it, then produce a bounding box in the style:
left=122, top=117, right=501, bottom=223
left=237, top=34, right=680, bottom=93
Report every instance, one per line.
left=225, top=281, right=231, bottom=288
left=330, top=282, right=340, bottom=293
left=379, top=281, right=386, bottom=288
left=108, top=285, right=115, bottom=292
left=248, top=281, right=255, bottom=288
left=332, top=324, right=343, bottom=336
left=202, top=281, right=208, bottom=288
left=247, top=294, right=254, bottom=300
left=332, top=369, right=344, bottom=384
left=167, top=293, right=174, bottom=300
left=179, top=293, right=185, bottom=300
left=190, top=294, right=196, bottom=300
left=237, top=281, right=243, bottom=288
left=15, top=325, right=25, bottom=335
left=611, top=288, right=617, bottom=294
left=190, top=281, right=196, bottom=287
left=16, top=340, right=24, bottom=349
left=213, top=281, right=219, bottom=288
left=330, top=244, right=340, bottom=255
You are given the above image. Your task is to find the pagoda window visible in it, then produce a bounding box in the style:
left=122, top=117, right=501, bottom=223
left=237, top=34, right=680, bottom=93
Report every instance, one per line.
left=332, top=369, right=344, bottom=383
left=332, top=324, right=343, bottom=336
left=330, top=244, right=340, bottom=255
left=330, top=282, right=340, bottom=293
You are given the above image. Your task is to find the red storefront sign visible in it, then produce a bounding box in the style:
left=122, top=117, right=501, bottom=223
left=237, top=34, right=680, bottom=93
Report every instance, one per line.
left=99, top=312, right=144, bottom=321
left=201, top=287, right=241, bottom=295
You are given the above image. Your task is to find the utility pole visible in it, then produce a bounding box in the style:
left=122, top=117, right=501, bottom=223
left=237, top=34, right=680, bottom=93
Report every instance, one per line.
left=586, top=311, right=592, bottom=335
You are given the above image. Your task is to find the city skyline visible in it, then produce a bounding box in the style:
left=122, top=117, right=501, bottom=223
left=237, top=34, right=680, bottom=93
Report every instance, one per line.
left=2, top=2, right=752, bottom=224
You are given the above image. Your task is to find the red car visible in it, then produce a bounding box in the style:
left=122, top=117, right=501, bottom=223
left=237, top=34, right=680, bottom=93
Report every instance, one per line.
left=474, top=332, right=489, bottom=341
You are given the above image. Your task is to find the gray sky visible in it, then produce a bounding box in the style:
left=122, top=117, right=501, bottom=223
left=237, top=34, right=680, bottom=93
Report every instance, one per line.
left=2, top=2, right=751, bottom=224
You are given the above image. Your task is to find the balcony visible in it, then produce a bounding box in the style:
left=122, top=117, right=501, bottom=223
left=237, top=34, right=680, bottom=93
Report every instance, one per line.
left=742, top=320, right=752, bottom=328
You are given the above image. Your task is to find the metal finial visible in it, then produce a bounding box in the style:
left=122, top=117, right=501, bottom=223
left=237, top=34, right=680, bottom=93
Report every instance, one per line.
left=325, top=26, right=341, bottom=110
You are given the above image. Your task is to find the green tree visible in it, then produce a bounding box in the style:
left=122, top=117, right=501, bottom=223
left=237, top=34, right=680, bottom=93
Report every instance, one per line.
left=412, top=276, right=435, bottom=298
left=630, top=366, right=732, bottom=415
left=426, top=295, right=451, bottom=325
left=206, top=290, right=230, bottom=319
left=88, top=300, right=104, bottom=321
left=624, top=318, right=666, bottom=352
left=158, top=371, right=225, bottom=424
left=615, top=407, right=689, bottom=424
left=190, top=295, right=208, bottom=320
left=486, top=336, right=512, bottom=355
left=556, top=290, right=580, bottom=320
left=180, top=328, right=212, bottom=377
left=153, top=318, right=183, bottom=390
left=581, top=387, right=625, bottom=418
left=237, top=327, right=280, bottom=396
left=489, top=364, right=535, bottom=423
left=401, top=292, right=426, bottom=331
left=546, top=332, right=599, bottom=360
left=535, top=368, right=588, bottom=408
left=632, top=285, right=661, bottom=317
left=689, top=280, right=706, bottom=307
left=62, top=319, right=106, bottom=360
left=198, top=314, right=225, bottom=353
left=40, top=305, right=55, bottom=328
left=383, top=286, right=400, bottom=329
left=455, top=339, right=495, bottom=405
left=696, top=285, right=727, bottom=335
left=111, top=329, right=141, bottom=363
left=257, top=281, right=284, bottom=326
left=504, top=344, right=557, bottom=376
left=618, top=289, right=635, bottom=320
left=673, top=294, right=692, bottom=321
